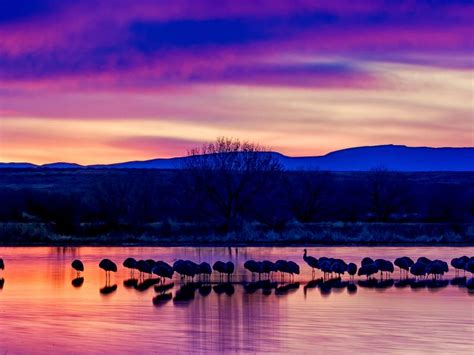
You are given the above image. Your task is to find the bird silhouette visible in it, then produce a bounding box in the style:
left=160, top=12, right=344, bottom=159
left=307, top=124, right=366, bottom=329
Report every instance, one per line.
left=99, top=258, right=117, bottom=283
left=394, top=257, right=414, bottom=278
left=244, top=260, right=263, bottom=280
left=303, top=249, right=319, bottom=278
left=71, top=259, right=84, bottom=277
left=123, top=257, right=138, bottom=277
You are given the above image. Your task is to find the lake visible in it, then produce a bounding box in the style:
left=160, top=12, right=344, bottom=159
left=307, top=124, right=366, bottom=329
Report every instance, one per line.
left=0, top=246, right=473, bottom=354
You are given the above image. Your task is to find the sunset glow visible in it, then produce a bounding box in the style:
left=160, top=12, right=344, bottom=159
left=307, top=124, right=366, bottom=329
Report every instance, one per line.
left=0, top=1, right=472, bottom=164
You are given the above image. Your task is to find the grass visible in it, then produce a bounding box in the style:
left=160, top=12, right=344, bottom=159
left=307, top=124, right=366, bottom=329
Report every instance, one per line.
left=0, top=221, right=472, bottom=246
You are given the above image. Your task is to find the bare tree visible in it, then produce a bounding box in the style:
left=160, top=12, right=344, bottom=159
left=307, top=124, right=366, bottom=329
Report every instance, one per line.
left=367, top=167, right=409, bottom=222
left=184, top=137, right=283, bottom=230
left=286, top=170, right=331, bottom=223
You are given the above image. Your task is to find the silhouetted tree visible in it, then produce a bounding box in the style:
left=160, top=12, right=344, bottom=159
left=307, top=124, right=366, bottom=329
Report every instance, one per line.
left=184, top=137, right=283, bottom=230
left=286, top=170, right=331, bottom=222
left=366, top=167, right=410, bottom=222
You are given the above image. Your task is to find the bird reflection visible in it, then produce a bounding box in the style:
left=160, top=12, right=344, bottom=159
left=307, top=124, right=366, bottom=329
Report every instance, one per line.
left=450, top=277, right=466, bottom=287
left=213, top=283, right=235, bottom=296
left=347, top=283, right=357, bottom=294
left=100, top=283, right=118, bottom=295
left=198, top=285, right=212, bottom=297
left=71, top=277, right=84, bottom=288
left=275, top=282, right=300, bottom=296
left=123, top=278, right=138, bottom=289
left=134, top=278, right=161, bottom=292
left=173, top=283, right=200, bottom=304
left=154, top=282, right=174, bottom=293
left=152, top=293, right=172, bottom=307
left=0, top=278, right=4, bottom=289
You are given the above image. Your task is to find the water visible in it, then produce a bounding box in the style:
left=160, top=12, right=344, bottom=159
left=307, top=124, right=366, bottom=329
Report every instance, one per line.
left=0, top=246, right=473, bottom=354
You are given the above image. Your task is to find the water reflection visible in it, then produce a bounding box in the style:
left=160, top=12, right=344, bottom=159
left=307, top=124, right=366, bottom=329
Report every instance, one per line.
left=213, top=283, right=235, bottom=296
left=152, top=292, right=172, bottom=307
left=100, top=283, right=118, bottom=295
left=0, top=246, right=473, bottom=354
left=71, top=277, right=84, bottom=288
left=0, top=278, right=4, bottom=289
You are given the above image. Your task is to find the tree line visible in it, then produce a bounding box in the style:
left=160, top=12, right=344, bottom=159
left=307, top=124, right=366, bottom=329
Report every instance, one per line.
left=0, top=138, right=472, bottom=235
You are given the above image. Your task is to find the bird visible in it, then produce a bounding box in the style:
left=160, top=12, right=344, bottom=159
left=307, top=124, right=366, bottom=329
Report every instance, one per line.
left=275, top=260, right=290, bottom=281
left=71, top=259, right=84, bottom=276
left=174, top=260, right=199, bottom=281
left=244, top=260, right=263, bottom=280
left=465, top=259, right=474, bottom=275
left=361, top=257, right=375, bottom=267
left=410, top=261, right=427, bottom=279
left=99, top=259, right=117, bottom=281
left=224, top=261, right=235, bottom=279
left=318, top=260, right=333, bottom=278
left=212, top=261, right=226, bottom=278
left=137, top=259, right=153, bottom=279
left=0, top=258, right=4, bottom=271
left=287, top=261, right=300, bottom=280
left=358, top=263, right=378, bottom=279
left=261, top=260, right=277, bottom=279
left=303, top=249, right=319, bottom=277
left=374, top=259, right=394, bottom=279
left=394, top=257, right=414, bottom=277
left=213, top=261, right=234, bottom=281
left=451, top=257, right=467, bottom=276
left=417, top=257, right=432, bottom=265
left=330, top=261, right=346, bottom=278
left=123, top=257, right=138, bottom=276
left=198, top=262, right=212, bottom=281
left=347, top=263, right=357, bottom=279
left=425, top=260, right=448, bottom=280
left=152, top=261, right=174, bottom=282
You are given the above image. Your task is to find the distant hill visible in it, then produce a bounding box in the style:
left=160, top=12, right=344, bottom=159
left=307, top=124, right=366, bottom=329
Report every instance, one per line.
left=0, top=162, right=37, bottom=169
left=41, top=162, right=83, bottom=169
left=1, top=145, right=472, bottom=171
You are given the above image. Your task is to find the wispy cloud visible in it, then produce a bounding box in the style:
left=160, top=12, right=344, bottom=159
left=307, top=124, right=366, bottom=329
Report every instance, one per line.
left=0, top=1, right=472, bottom=163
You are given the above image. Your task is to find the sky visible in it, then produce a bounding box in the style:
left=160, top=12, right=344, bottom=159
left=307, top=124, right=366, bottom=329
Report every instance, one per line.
left=0, top=0, right=472, bottom=164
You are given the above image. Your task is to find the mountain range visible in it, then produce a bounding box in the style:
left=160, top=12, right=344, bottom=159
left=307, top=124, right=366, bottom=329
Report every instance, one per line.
left=1, top=145, right=472, bottom=171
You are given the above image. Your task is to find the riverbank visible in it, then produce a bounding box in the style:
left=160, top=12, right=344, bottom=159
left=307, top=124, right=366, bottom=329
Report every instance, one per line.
left=1, top=221, right=473, bottom=246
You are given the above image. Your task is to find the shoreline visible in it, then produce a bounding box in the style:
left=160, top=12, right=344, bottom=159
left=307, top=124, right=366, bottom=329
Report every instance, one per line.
left=2, top=221, right=473, bottom=247
left=1, top=242, right=473, bottom=247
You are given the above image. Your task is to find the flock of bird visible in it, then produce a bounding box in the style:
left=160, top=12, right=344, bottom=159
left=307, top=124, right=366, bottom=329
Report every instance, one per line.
left=63, top=251, right=474, bottom=283
left=1, top=252, right=473, bottom=284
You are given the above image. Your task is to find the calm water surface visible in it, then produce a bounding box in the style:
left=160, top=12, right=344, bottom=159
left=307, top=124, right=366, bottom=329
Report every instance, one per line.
left=0, top=246, right=473, bottom=354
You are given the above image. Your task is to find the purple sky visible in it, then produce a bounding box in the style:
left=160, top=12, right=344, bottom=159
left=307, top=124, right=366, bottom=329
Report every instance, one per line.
left=0, top=0, right=472, bottom=164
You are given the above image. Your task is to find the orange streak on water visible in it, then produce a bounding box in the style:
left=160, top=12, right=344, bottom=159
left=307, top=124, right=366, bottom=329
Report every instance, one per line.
left=0, top=246, right=473, bottom=354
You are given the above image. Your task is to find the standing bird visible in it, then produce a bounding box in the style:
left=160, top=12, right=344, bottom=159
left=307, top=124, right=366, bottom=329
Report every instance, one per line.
left=361, top=257, right=375, bottom=267
left=225, top=261, right=235, bottom=281
left=410, top=261, right=427, bottom=279
left=71, top=259, right=84, bottom=277
left=287, top=261, right=300, bottom=281
left=244, top=260, right=263, bottom=280
left=198, top=262, right=212, bottom=282
left=123, top=257, right=138, bottom=277
left=262, top=260, right=277, bottom=279
left=0, top=258, right=4, bottom=271
left=347, top=263, right=357, bottom=279
left=275, top=260, right=290, bottom=281
left=358, top=263, right=379, bottom=279
left=303, top=249, right=319, bottom=278
left=213, top=261, right=234, bottom=281
left=374, top=259, right=394, bottom=279
left=395, top=257, right=414, bottom=278
left=152, top=261, right=175, bottom=282
left=465, top=259, right=474, bottom=275
left=99, top=259, right=117, bottom=282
